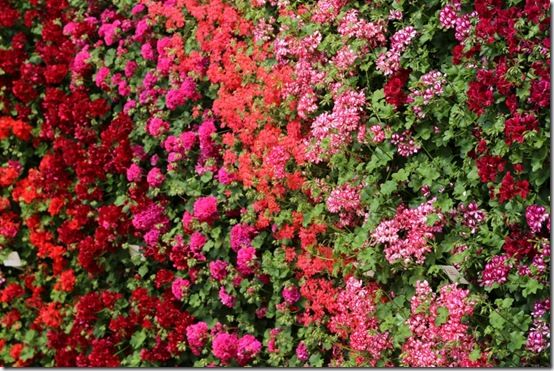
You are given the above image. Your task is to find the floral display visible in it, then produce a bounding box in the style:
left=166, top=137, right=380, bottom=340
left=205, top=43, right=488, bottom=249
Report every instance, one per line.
left=0, top=0, right=550, bottom=367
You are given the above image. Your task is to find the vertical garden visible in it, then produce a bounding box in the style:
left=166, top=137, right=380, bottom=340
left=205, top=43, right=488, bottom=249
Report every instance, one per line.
left=0, top=0, right=550, bottom=367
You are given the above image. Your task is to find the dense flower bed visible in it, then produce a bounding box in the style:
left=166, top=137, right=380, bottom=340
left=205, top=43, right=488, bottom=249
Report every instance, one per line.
left=0, top=0, right=550, bottom=367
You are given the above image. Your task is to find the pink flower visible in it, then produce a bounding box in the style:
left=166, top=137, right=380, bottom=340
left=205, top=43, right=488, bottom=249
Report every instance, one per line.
left=141, top=43, right=154, bottom=60
left=132, top=203, right=166, bottom=231
left=126, top=163, right=142, bottom=182
left=526, top=204, right=550, bottom=234
left=372, top=199, right=442, bottom=265
left=72, top=47, right=90, bottom=74
left=186, top=322, right=209, bottom=356
left=166, top=78, right=197, bottom=110
left=193, top=196, right=218, bottom=223
left=370, top=125, right=386, bottom=143
left=282, top=285, right=301, bottom=304
left=296, top=342, right=309, bottom=361
left=95, top=66, right=110, bottom=88
left=98, top=20, right=120, bottom=46
left=146, top=167, right=164, bottom=188
left=480, top=255, right=510, bottom=287
left=326, top=183, right=364, bottom=227
left=212, top=332, right=238, bottom=363
left=527, top=320, right=550, bottom=353
left=230, top=224, right=255, bottom=252
left=182, top=211, right=194, bottom=233
left=147, top=117, right=169, bottom=137
left=236, top=246, right=257, bottom=276
left=401, top=281, right=484, bottom=367
left=171, top=277, right=190, bottom=300
left=209, top=260, right=228, bottom=281
left=124, top=61, right=137, bottom=78
left=327, top=277, right=391, bottom=363
left=218, top=287, right=235, bottom=308
left=391, top=130, right=420, bottom=157
left=237, top=335, right=262, bottom=365
left=216, top=167, right=234, bottom=185
left=180, top=131, right=197, bottom=151
left=189, top=231, right=206, bottom=252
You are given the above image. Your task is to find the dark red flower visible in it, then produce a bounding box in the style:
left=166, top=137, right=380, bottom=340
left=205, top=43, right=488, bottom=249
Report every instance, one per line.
left=504, top=113, right=539, bottom=145
left=384, top=69, right=410, bottom=108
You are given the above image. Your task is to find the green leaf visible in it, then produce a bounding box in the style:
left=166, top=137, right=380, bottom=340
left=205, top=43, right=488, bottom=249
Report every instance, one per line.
left=435, top=306, right=449, bottom=326
left=489, top=311, right=505, bottom=329
left=522, top=278, right=543, bottom=297
left=507, top=332, right=526, bottom=352
left=380, top=180, right=397, bottom=195
left=130, top=330, right=147, bottom=349
left=469, top=348, right=481, bottom=361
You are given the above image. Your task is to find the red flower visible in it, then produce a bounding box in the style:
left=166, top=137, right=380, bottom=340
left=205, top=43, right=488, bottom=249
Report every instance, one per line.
left=504, top=113, right=538, bottom=145
left=503, top=228, right=535, bottom=259
left=55, top=270, right=76, bottom=292
left=497, top=171, right=529, bottom=203
left=9, top=343, right=23, bottom=361
left=476, top=155, right=506, bottom=183
left=467, top=70, right=496, bottom=115
left=384, top=69, right=410, bottom=108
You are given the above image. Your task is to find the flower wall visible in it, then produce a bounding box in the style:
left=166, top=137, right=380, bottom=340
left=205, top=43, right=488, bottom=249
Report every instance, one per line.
left=0, top=0, right=550, bottom=367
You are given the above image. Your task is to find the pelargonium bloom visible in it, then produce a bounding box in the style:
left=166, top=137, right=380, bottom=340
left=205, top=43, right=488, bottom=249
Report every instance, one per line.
left=186, top=321, right=209, bottom=356
left=126, top=163, right=142, bottom=182
left=218, top=287, right=235, bottom=308
left=193, top=196, right=218, bottom=223
left=212, top=332, right=238, bottom=363
left=372, top=199, right=442, bottom=265
left=171, top=277, right=190, bottom=300
left=230, top=224, right=255, bottom=252
left=296, top=342, right=309, bottom=361
left=526, top=204, right=550, bottom=234
left=480, top=255, right=510, bottom=287
left=282, top=285, right=301, bottom=304
left=146, top=167, right=164, bottom=188
left=236, top=246, right=257, bottom=276
left=237, top=334, right=262, bottom=365
left=209, top=260, right=228, bottom=281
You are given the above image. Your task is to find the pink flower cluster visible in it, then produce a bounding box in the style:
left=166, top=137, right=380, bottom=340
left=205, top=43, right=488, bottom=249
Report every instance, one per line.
left=230, top=224, right=256, bottom=252
left=171, top=277, right=190, bottom=300
left=372, top=199, right=442, bottom=265
left=236, top=246, right=257, bottom=276
left=131, top=202, right=169, bottom=246
left=527, top=299, right=551, bottom=353
left=401, top=281, right=485, bottom=367
left=409, top=70, right=446, bottom=118
left=526, top=204, right=550, bottom=234
left=282, top=285, right=300, bottom=304
left=218, top=287, right=236, bottom=308
left=193, top=196, right=218, bottom=223
left=212, top=332, right=262, bottom=365
left=306, top=89, right=366, bottom=162
left=295, top=341, right=309, bottom=361
left=328, top=277, right=390, bottom=364
left=439, top=1, right=476, bottom=41
left=165, top=77, right=197, bottom=110
left=390, top=130, right=420, bottom=157
left=186, top=321, right=209, bottom=356
left=326, top=183, right=365, bottom=227
left=337, top=9, right=385, bottom=45
left=480, top=255, right=510, bottom=287
left=311, top=0, right=346, bottom=23
left=376, top=26, right=417, bottom=76
left=456, top=201, right=486, bottom=234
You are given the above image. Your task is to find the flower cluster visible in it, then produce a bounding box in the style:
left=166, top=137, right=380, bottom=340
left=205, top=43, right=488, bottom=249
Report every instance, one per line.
left=401, top=281, right=488, bottom=367
left=372, top=199, right=443, bottom=265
